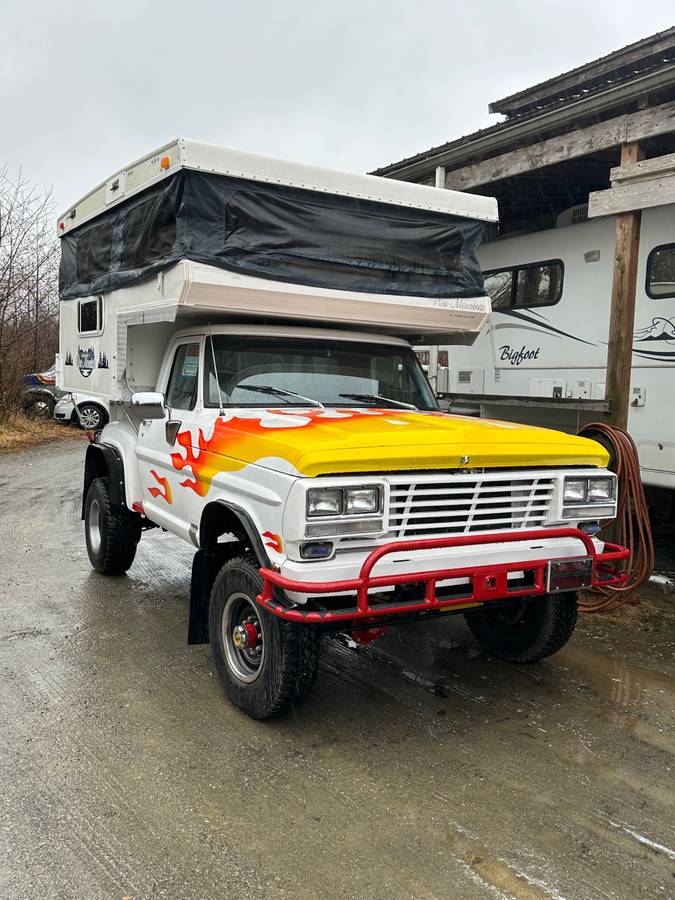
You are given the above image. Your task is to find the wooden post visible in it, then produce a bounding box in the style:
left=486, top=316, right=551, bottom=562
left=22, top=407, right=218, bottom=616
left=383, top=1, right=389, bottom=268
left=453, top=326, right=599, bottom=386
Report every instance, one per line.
left=605, top=141, right=644, bottom=428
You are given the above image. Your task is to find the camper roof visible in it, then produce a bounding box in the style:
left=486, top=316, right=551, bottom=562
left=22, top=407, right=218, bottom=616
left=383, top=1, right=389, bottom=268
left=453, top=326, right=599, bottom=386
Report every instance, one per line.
left=57, top=138, right=498, bottom=236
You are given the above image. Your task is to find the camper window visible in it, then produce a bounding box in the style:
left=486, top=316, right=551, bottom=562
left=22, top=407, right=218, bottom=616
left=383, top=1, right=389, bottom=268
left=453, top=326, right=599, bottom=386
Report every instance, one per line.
left=166, top=342, right=201, bottom=411
left=78, top=296, right=103, bottom=334
left=483, top=261, right=563, bottom=310
left=646, top=244, right=675, bottom=299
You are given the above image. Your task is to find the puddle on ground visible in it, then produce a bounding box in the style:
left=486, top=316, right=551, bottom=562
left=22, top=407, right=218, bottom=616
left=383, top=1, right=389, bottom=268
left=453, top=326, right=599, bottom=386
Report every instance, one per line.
left=557, top=642, right=674, bottom=713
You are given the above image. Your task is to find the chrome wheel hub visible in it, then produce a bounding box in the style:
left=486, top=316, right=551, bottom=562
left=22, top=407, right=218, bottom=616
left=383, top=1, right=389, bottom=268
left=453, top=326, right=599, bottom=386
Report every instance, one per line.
left=223, top=592, right=264, bottom=683
left=88, top=498, right=102, bottom=553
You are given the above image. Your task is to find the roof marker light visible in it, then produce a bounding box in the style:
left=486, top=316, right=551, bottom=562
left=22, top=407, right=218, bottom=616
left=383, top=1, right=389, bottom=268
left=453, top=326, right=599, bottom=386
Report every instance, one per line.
left=160, top=155, right=171, bottom=170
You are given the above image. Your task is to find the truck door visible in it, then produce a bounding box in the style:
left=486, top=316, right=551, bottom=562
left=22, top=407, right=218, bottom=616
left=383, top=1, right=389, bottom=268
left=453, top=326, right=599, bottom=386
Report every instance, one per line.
left=135, top=338, right=203, bottom=542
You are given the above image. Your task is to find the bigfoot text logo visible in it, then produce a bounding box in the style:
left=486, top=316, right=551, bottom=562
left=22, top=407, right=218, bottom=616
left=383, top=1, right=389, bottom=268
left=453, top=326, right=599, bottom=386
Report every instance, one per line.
left=499, top=344, right=541, bottom=366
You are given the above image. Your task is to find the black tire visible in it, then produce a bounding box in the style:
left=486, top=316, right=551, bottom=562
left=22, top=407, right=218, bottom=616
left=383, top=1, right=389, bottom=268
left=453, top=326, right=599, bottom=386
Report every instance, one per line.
left=84, top=477, right=142, bottom=575
left=77, top=403, right=108, bottom=431
left=465, top=592, right=578, bottom=663
left=209, top=556, right=321, bottom=719
left=24, top=394, right=55, bottom=419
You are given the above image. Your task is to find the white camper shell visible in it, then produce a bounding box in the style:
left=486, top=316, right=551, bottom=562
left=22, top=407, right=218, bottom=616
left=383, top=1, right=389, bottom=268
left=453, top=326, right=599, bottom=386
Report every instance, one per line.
left=57, top=140, right=496, bottom=404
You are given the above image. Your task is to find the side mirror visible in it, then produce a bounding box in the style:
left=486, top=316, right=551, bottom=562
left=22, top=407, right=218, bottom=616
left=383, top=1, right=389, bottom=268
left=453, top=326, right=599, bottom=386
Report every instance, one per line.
left=130, top=391, right=166, bottom=420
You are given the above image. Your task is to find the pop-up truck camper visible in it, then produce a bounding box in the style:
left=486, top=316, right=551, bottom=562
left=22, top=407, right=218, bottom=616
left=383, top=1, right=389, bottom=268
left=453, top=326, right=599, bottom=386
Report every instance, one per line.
left=57, top=140, right=628, bottom=719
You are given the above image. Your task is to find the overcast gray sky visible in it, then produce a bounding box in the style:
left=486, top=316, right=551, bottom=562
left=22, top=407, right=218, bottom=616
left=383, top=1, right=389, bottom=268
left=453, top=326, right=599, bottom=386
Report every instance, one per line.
left=1, top=1, right=673, bottom=213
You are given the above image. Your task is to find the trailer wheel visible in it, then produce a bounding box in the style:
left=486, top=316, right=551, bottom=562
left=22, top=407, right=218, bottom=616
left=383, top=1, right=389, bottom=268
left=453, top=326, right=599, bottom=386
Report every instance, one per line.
left=84, top=477, right=142, bottom=575
left=464, top=592, right=578, bottom=663
left=209, top=556, right=321, bottom=719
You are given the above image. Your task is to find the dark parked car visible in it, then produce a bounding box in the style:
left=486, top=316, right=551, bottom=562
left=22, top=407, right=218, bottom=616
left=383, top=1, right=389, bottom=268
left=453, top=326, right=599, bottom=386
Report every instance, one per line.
left=20, top=367, right=60, bottom=418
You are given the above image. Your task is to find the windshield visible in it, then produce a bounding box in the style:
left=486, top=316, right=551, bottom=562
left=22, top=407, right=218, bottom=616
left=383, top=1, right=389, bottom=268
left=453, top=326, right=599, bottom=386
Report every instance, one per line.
left=205, top=336, right=438, bottom=410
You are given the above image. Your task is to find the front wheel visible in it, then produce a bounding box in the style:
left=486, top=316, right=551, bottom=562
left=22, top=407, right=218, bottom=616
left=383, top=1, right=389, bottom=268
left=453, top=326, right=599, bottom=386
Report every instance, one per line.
left=465, top=592, right=578, bottom=663
left=84, top=477, right=142, bottom=575
left=24, top=394, right=55, bottom=419
left=210, top=556, right=321, bottom=719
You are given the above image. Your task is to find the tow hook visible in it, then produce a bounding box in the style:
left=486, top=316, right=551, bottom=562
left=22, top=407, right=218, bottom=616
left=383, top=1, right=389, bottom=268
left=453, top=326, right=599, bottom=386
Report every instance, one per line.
left=351, top=625, right=387, bottom=646
left=232, top=622, right=259, bottom=650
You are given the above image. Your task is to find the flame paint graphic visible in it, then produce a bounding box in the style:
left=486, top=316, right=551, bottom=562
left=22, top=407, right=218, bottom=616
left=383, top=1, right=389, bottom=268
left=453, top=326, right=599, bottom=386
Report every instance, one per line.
left=170, top=408, right=397, bottom=496
left=262, top=531, right=283, bottom=553
left=148, top=469, right=173, bottom=504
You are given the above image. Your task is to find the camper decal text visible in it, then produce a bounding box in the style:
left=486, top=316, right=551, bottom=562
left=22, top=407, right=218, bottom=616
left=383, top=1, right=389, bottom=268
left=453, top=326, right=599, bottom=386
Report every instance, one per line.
left=499, top=344, right=541, bottom=366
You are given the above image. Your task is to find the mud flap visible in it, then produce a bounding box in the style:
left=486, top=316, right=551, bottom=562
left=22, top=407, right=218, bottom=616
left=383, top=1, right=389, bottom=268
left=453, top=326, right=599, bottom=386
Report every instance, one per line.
left=188, top=543, right=244, bottom=644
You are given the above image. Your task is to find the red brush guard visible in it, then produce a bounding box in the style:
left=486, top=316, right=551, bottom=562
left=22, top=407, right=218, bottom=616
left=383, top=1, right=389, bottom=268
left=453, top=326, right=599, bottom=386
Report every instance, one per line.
left=257, top=528, right=629, bottom=623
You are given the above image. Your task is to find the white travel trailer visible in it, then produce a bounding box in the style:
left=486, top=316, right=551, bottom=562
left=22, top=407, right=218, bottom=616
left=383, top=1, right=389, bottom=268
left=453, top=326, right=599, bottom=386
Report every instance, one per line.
left=438, top=203, right=675, bottom=495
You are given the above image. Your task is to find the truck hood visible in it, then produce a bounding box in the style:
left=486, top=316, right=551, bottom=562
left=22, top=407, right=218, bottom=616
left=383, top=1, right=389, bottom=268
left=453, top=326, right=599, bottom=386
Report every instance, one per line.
left=172, top=408, right=609, bottom=489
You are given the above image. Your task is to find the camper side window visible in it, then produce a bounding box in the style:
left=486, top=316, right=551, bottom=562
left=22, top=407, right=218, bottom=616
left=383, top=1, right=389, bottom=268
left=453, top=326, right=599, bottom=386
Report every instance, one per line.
left=646, top=244, right=675, bottom=299
left=483, top=261, right=563, bottom=310
left=166, top=342, right=201, bottom=411
left=78, top=296, right=103, bottom=334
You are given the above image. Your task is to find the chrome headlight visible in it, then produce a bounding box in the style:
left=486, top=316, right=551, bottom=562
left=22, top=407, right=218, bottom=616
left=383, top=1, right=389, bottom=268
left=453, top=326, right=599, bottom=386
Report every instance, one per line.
left=588, top=477, right=614, bottom=501
left=345, top=487, right=381, bottom=515
left=307, top=488, right=343, bottom=517
left=306, top=485, right=382, bottom=518
left=562, top=474, right=617, bottom=519
left=563, top=478, right=588, bottom=503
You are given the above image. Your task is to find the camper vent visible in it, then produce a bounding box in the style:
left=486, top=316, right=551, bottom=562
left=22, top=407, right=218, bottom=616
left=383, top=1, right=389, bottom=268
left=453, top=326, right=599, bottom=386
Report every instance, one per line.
left=556, top=204, right=588, bottom=228
left=458, top=370, right=472, bottom=384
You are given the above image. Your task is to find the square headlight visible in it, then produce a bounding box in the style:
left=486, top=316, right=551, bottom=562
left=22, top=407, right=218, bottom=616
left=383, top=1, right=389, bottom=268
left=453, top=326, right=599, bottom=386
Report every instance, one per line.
left=307, top=488, right=343, bottom=517
left=345, top=487, right=380, bottom=515
left=588, top=477, right=614, bottom=501
left=563, top=478, right=588, bottom=503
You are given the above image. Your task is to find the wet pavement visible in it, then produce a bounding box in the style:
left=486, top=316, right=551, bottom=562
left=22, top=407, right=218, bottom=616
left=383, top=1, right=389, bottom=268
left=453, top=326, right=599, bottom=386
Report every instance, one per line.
left=0, top=440, right=673, bottom=899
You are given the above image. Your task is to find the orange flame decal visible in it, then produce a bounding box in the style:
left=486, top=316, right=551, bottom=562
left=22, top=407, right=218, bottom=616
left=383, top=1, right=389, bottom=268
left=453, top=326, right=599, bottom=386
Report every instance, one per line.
left=262, top=531, right=283, bottom=553
left=148, top=469, right=173, bottom=504
left=170, top=408, right=404, bottom=495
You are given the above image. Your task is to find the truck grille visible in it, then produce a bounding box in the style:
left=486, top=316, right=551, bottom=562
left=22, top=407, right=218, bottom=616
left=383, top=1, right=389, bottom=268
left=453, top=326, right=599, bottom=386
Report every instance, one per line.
left=387, top=474, right=556, bottom=539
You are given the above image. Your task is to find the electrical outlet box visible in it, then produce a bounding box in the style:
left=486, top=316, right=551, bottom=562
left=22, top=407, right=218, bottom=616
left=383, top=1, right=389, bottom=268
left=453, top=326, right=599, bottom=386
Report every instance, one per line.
left=630, top=385, right=646, bottom=407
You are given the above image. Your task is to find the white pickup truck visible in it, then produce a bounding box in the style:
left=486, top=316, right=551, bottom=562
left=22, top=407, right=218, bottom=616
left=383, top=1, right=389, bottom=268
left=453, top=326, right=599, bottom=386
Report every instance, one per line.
left=57, top=141, right=627, bottom=719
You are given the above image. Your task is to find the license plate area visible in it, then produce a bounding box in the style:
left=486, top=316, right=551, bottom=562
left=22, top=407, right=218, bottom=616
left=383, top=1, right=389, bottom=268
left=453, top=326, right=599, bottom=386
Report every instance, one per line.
left=546, top=556, right=593, bottom=593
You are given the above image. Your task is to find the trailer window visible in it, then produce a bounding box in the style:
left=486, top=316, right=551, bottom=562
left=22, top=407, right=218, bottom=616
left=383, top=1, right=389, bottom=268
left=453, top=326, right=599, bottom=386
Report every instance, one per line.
left=482, top=261, right=563, bottom=310
left=78, top=296, right=103, bottom=334
left=483, top=270, right=512, bottom=310
left=646, top=244, right=675, bottom=298
left=166, top=342, right=200, bottom=410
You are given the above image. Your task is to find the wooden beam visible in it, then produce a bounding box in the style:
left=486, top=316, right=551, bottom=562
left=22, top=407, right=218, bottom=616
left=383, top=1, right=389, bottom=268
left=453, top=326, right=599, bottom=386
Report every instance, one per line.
left=443, top=100, right=675, bottom=191
left=588, top=150, right=675, bottom=217
left=609, top=149, right=675, bottom=184
left=588, top=173, right=675, bottom=217
left=604, top=142, right=644, bottom=430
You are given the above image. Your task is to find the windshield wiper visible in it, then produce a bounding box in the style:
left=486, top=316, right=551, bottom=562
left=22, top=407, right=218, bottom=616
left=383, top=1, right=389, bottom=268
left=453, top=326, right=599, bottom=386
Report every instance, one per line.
left=339, top=393, right=417, bottom=410
left=239, top=385, right=324, bottom=409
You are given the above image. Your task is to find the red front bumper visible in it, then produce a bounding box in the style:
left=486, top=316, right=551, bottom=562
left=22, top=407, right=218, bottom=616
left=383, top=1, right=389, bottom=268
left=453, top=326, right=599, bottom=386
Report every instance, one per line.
left=256, top=528, right=629, bottom=623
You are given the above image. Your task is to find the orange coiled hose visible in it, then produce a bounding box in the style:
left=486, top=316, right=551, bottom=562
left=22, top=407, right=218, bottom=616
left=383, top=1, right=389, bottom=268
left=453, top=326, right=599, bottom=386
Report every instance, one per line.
left=577, top=423, right=654, bottom=613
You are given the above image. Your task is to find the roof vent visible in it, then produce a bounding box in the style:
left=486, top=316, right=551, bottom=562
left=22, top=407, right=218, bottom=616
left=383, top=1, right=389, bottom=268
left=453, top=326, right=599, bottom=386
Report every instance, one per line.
left=556, top=204, right=589, bottom=227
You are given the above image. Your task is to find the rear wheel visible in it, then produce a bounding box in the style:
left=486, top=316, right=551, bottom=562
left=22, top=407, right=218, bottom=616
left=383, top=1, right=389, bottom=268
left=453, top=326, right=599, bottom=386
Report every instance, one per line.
left=210, top=556, right=321, bottom=719
left=84, top=477, right=142, bottom=575
left=465, top=592, right=578, bottom=663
